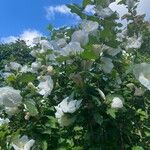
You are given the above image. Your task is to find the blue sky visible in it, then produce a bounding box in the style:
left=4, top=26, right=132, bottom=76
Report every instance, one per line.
left=0, top=0, right=149, bottom=44
left=0, top=0, right=82, bottom=38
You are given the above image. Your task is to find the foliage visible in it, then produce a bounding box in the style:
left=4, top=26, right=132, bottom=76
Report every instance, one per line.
left=0, top=0, right=150, bottom=150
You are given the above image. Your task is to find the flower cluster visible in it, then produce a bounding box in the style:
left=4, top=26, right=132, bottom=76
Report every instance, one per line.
left=55, top=97, right=82, bottom=126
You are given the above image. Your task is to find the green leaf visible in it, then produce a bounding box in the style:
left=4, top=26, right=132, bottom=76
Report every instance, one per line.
left=6, top=74, right=16, bottom=82
left=107, top=108, right=116, bottom=119
left=46, top=116, right=57, bottom=128
left=92, top=96, right=101, bottom=106
left=56, top=55, right=70, bottom=62
left=17, top=73, right=36, bottom=83
left=82, top=0, right=93, bottom=8
left=67, top=4, right=86, bottom=19
left=132, top=146, right=144, bottom=150
left=95, top=0, right=115, bottom=7
left=24, top=100, right=38, bottom=116
left=81, top=45, right=99, bottom=60
left=47, top=24, right=53, bottom=31
left=42, top=141, right=48, bottom=150
left=94, top=112, right=103, bottom=125
left=72, top=146, right=84, bottom=150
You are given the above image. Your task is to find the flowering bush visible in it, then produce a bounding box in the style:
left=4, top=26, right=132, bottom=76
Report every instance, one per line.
left=0, top=0, right=150, bottom=149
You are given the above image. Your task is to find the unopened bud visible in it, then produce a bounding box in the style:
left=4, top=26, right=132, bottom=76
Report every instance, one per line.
left=47, top=66, right=53, bottom=75
left=25, top=112, right=30, bottom=120
left=126, top=83, right=135, bottom=90
left=27, top=82, right=37, bottom=90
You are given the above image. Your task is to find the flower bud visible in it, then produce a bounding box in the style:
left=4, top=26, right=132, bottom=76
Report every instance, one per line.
left=27, top=82, right=37, bottom=91
left=24, top=112, right=30, bottom=120
left=126, top=83, right=135, bottom=90
left=47, top=66, right=53, bottom=75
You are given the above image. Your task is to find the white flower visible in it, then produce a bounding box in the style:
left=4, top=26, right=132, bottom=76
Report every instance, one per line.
left=71, top=30, right=89, bottom=46
left=32, top=37, right=41, bottom=44
left=55, top=97, right=82, bottom=127
left=5, top=62, right=22, bottom=71
left=95, top=6, right=114, bottom=18
left=84, top=5, right=95, bottom=15
left=126, top=36, right=142, bottom=49
left=37, top=76, right=53, bottom=97
left=46, top=53, right=57, bottom=61
left=107, top=47, right=122, bottom=56
left=55, top=38, right=67, bottom=49
left=31, top=61, right=41, bottom=72
left=30, top=50, right=37, bottom=57
left=40, top=40, right=53, bottom=51
left=4, top=65, right=11, bottom=71
left=111, top=97, right=123, bottom=108
left=55, top=97, right=82, bottom=114
left=81, top=20, right=99, bottom=34
left=5, top=107, right=20, bottom=115
left=134, top=87, right=145, bottom=96
left=20, top=65, right=32, bottom=73
left=126, top=0, right=135, bottom=9
left=0, top=86, right=22, bottom=108
left=116, top=30, right=127, bottom=42
left=101, top=57, right=114, bottom=73
left=0, top=118, right=10, bottom=126
left=10, top=62, right=22, bottom=71
left=0, top=87, right=22, bottom=115
left=12, top=135, right=35, bottom=150
left=1, top=72, right=14, bottom=79
left=133, top=63, right=150, bottom=91
left=61, top=42, right=84, bottom=56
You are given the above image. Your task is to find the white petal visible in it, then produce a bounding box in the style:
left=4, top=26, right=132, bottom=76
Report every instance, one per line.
left=0, top=118, right=10, bottom=126
left=133, top=63, right=150, bottom=90
left=71, top=30, right=89, bottom=46
left=111, top=97, right=123, bottom=108
left=81, top=20, right=99, bottom=33
left=95, top=6, right=114, bottom=18
left=101, top=57, right=114, bottom=73
left=38, top=76, right=53, bottom=97
left=20, top=135, right=29, bottom=144
left=0, top=86, right=22, bottom=108
left=12, top=144, right=21, bottom=150
left=9, top=62, right=22, bottom=71
left=24, top=139, right=35, bottom=150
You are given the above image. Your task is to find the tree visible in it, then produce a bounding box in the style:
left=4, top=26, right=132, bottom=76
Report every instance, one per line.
left=0, top=0, right=149, bottom=149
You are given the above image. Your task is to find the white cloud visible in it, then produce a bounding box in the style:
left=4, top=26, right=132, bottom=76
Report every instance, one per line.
left=1, top=36, right=18, bottom=44
left=1, top=29, right=42, bottom=47
left=45, top=5, right=80, bottom=20
left=20, top=30, right=42, bottom=46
